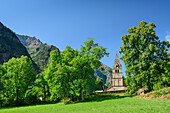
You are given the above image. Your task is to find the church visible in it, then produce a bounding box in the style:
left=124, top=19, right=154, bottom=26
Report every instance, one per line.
left=107, top=53, right=126, bottom=91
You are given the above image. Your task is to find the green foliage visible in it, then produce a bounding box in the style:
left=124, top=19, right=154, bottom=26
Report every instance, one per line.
left=0, top=22, right=38, bottom=72
left=45, top=38, right=109, bottom=102
left=161, top=60, right=170, bottom=87
left=34, top=72, right=49, bottom=101
left=138, top=87, right=170, bottom=99
left=119, top=21, right=170, bottom=92
left=27, top=44, right=59, bottom=70
left=18, top=34, right=111, bottom=88
left=45, top=46, right=78, bottom=101
left=95, top=76, right=104, bottom=91
left=24, top=86, right=40, bottom=105
left=76, top=38, right=109, bottom=100
left=96, top=63, right=112, bottom=87
left=0, top=56, right=35, bottom=106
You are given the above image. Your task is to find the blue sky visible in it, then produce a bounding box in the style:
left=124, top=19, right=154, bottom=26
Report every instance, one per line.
left=0, top=0, right=170, bottom=76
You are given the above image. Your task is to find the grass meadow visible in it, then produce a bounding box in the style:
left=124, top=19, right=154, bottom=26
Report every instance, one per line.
left=0, top=94, right=169, bottom=113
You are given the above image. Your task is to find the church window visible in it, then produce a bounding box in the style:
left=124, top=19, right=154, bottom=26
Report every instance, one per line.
left=115, top=70, right=119, bottom=73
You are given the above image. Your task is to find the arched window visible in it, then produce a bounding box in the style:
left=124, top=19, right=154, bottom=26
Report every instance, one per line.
left=116, top=64, right=119, bottom=69
left=115, top=70, right=119, bottom=73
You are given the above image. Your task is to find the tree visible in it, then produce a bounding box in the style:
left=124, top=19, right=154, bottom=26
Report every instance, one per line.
left=161, top=53, right=170, bottom=88
left=34, top=72, right=49, bottom=101
left=95, top=76, right=104, bottom=91
left=119, top=21, right=170, bottom=92
left=0, top=65, right=5, bottom=90
left=0, top=56, right=35, bottom=106
left=45, top=46, right=78, bottom=101
left=45, top=38, right=109, bottom=101
left=69, top=38, right=109, bottom=100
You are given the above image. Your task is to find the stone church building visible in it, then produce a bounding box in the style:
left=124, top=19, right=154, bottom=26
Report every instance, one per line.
left=107, top=54, right=126, bottom=91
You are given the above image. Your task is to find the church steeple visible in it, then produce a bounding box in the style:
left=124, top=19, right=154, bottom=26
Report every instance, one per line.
left=113, top=53, right=121, bottom=69
left=115, top=53, right=118, bottom=59
left=107, top=53, right=126, bottom=91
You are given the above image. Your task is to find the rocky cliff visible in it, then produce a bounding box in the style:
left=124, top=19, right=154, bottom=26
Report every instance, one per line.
left=16, top=34, right=42, bottom=47
left=17, top=35, right=60, bottom=70
left=0, top=22, right=39, bottom=72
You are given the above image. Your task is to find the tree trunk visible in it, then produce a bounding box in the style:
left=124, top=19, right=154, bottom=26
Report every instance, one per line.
left=102, top=84, right=105, bottom=92
left=147, top=74, right=152, bottom=91
left=81, top=89, right=84, bottom=101
left=16, top=88, right=19, bottom=104
left=43, top=85, right=46, bottom=101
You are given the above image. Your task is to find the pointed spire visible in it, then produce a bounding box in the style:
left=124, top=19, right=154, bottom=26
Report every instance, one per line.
left=113, top=53, right=121, bottom=69
left=114, top=53, right=120, bottom=63
left=115, top=53, right=119, bottom=59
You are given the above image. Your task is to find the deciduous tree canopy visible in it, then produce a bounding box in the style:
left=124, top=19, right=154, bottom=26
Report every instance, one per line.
left=119, top=21, right=170, bottom=92
left=0, top=56, right=35, bottom=106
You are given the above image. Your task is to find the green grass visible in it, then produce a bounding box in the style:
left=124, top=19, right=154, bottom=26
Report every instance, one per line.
left=0, top=95, right=170, bottom=113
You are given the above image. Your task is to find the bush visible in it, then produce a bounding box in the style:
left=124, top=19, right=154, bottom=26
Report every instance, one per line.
left=153, top=83, right=163, bottom=91
left=24, top=86, right=40, bottom=105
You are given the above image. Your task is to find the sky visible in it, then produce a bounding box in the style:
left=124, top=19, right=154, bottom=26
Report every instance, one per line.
left=0, top=0, right=170, bottom=76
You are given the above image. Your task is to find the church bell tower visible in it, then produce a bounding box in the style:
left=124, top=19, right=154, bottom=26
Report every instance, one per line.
left=107, top=53, right=126, bottom=91
left=112, top=53, right=123, bottom=86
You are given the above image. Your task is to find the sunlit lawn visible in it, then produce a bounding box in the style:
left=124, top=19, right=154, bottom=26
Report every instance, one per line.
left=0, top=95, right=169, bottom=113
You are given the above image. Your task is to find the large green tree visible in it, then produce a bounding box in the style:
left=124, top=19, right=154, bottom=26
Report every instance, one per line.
left=45, top=46, right=78, bottom=101
left=119, top=21, right=170, bottom=92
left=45, top=38, right=109, bottom=101
left=0, top=56, right=35, bottom=106
left=70, top=38, right=109, bottom=100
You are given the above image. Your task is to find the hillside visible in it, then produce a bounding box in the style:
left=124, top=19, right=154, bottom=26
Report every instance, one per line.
left=137, top=87, right=170, bottom=99
left=95, top=63, right=112, bottom=87
left=0, top=22, right=39, bottom=72
left=17, top=35, right=60, bottom=70
left=27, top=44, right=59, bottom=70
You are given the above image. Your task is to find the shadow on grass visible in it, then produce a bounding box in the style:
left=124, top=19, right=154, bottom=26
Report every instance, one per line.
left=0, top=101, right=58, bottom=110
left=0, top=95, right=137, bottom=109
left=79, top=94, right=137, bottom=103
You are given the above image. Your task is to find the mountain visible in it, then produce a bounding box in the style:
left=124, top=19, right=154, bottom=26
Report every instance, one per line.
left=16, top=34, right=42, bottom=47
left=17, top=34, right=111, bottom=87
left=0, top=22, right=39, bottom=73
left=17, top=34, right=60, bottom=70
left=95, top=63, right=112, bottom=87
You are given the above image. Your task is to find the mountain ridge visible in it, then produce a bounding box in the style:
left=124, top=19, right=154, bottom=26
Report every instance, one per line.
left=0, top=22, right=39, bottom=73
left=17, top=34, right=60, bottom=70
left=17, top=34, right=112, bottom=87
left=16, top=34, right=42, bottom=48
